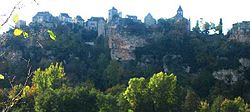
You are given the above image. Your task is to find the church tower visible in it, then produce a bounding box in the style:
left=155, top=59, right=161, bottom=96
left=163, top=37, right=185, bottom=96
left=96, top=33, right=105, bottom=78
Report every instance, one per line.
left=177, top=5, right=183, bottom=18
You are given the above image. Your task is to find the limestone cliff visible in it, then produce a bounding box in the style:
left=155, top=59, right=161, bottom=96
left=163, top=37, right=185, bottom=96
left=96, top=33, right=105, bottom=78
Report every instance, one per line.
left=229, top=30, right=250, bottom=43
left=212, top=58, right=250, bottom=85
left=107, top=26, right=150, bottom=61
left=229, top=21, right=250, bottom=43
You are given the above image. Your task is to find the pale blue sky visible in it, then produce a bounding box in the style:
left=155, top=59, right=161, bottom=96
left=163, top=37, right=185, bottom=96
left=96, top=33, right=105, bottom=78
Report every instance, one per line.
left=1, top=0, right=250, bottom=32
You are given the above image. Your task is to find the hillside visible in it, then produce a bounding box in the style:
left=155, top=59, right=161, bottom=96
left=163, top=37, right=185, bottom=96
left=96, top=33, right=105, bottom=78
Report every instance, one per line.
left=0, top=11, right=250, bottom=111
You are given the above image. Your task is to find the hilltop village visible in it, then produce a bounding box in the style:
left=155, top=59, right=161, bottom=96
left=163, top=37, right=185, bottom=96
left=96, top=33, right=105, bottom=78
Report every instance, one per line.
left=14, top=6, right=192, bottom=61
left=1, top=5, right=250, bottom=112
left=20, top=6, right=189, bottom=37
left=13, top=6, right=250, bottom=61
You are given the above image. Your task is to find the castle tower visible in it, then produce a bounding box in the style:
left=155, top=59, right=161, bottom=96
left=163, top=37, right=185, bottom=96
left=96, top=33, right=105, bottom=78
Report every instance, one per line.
left=144, top=13, right=156, bottom=26
left=177, top=5, right=183, bottom=17
left=108, top=7, right=118, bottom=22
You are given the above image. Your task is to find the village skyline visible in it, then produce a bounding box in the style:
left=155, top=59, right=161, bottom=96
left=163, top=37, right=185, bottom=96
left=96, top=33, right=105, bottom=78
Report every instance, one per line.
left=1, top=0, right=250, bottom=32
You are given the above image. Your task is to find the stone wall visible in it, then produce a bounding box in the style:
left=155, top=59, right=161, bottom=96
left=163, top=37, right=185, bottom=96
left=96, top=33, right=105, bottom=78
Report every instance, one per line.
left=229, top=21, right=250, bottom=43
left=107, top=25, right=147, bottom=61
left=229, top=30, right=250, bottom=43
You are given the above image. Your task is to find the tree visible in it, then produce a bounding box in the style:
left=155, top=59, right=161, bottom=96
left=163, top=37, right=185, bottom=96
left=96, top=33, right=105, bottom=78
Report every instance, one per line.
left=104, top=60, right=124, bottom=87
left=32, top=63, right=65, bottom=112
left=198, top=100, right=210, bottom=112
left=122, top=72, right=178, bottom=112
left=123, top=77, right=151, bottom=112
left=193, top=20, right=201, bottom=34
left=210, top=95, right=224, bottom=112
left=183, top=89, right=200, bottom=112
left=218, top=18, right=223, bottom=35
left=0, top=67, right=33, bottom=112
left=148, top=72, right=177, bottom=111
left=202, top=22, right=210, bottom=35
left=34, top=86, right=99, bottom=112
left=220, top=97, right=250, bottom=112
left=97, top=93, right=119, bottom=112
left=32, top=63, right=65, bottom=92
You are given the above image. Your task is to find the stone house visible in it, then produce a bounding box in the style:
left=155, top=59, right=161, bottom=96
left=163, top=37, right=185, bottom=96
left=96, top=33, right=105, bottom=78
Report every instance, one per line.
left=59, top=13, right=72, bottom=23
left=171, top=6, right=191, bottom=31
left=144, top=13, right=156, bottom=27
left=73, top=15, right=85, bottom=26
left=32, top=11, right=54, bottom=23
left=16, top=20, right=26, bottom=28
left=86, top=17, right=106, bottom=36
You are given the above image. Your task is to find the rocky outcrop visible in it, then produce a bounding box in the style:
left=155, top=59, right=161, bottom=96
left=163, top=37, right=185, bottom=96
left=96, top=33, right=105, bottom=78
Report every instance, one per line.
left=229, top=21, right=250, bottom=43
left=229, top=30, right=250, bottom=43
left=212, top=69, right=242, bottom=85
left=107, top=26, right=148, bottom=61
left=212, top=58, right=250, bottom=85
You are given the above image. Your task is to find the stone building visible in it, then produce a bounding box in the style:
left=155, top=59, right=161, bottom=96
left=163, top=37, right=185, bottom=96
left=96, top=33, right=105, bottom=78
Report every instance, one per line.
left=32, top=11, right=54, bottom=23
left=58, top=13, right=72, bottom=23
left=144, top=13, right=156, bottom=26
left=229, top=21, right=250, bottom=43
left=108, top=7, right=122, bottom=23
left=86, top=17, right=106, bottom=36
left=231, top=21, right=250, bottom=33
left=171, top=6, right=191, bottom=31
left=15, top=20, right=26, bottom=28
left=126, top=15, right=141, bottom=23
left=73, top=15, right=85, bottom=26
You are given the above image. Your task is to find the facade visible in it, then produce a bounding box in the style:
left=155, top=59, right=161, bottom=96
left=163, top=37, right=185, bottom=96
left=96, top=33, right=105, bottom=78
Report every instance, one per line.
left=73, top=15, right=85, bottom=26
left=231, top=21, right=250, bottom=33
left=59, top=13, right=72, bottom=23
left=87, top=17, right=106, bottom=36
left=97, top=19, right=106, bottom=37
left=172, top=6, right=191, bottom=31
left=108, top=7, right=118, bottom=22
left=229, top=21, right=250, bottom=43
left=144, top=13, right=156, bottom=26
left=126, top=15, right=140, bottom=23
left=16, top=20, right=26, bottom=28
left=108, top=7, right=122, bottom=23
left=175, top=6, right=183, bottom=20
left=126, top=15, right=137, bottom=20
left=32, top=12, right=54, bottom=23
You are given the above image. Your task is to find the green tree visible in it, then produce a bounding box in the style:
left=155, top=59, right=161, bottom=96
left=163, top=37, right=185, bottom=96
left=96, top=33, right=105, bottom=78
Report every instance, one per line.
left=97, top=93, right=119, bottom=112
left=148, top=72, right=177, bottom=111
left=32, top=63, right=65, bottom=112
left=32, top=63, right=65, bottom=92
left=199, top=100, right=210, bottom=112
left=218, top=18, right=223, bottom=35
left=123, top=77, right=151, bottom=112
left=122, top=72, right=178, bottom=112
left=34, top=86, right=99, bottom=112
left=104, top=60, right=124, bottom=87
left=193, top=20, right=201, bottom=34
left=220, top=97, right=250, bottom=112
left=202, top=22, right=210, bottom=35
left=183, top=89, right=200, bottom=112
left=211, top=95, right=224, bottom=112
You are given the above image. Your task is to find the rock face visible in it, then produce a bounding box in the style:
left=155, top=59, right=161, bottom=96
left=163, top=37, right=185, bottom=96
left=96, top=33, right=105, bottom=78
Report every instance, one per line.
left=107, top=26, right=147, bottom=61
left=229, top=30, right=250, bottom=43
left=212, top=58, right=250, bottom=85
left=212, top=69, right=242, bottom=85
left=229, top=21, right=250, bottom=43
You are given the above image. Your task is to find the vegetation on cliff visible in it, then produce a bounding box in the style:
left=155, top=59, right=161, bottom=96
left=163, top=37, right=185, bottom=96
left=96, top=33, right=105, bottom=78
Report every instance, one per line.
left=0, top=15, right=250, bottom=111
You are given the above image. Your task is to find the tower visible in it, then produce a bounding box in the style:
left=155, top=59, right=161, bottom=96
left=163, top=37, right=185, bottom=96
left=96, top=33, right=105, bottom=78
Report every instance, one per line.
left=177, top=5, right=183, bottom=18
left=144, top=13, right=156, bottom=26
left=108, top=7, right=118, bottom=22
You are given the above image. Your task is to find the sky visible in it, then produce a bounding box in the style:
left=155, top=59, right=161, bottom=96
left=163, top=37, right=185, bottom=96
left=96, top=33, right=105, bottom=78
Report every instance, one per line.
left=1, top=0, right=250, bottom=33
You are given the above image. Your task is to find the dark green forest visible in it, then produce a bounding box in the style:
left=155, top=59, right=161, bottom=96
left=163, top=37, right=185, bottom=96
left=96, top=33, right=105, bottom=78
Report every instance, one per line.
left=0, top=16, right=250, bottom=112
